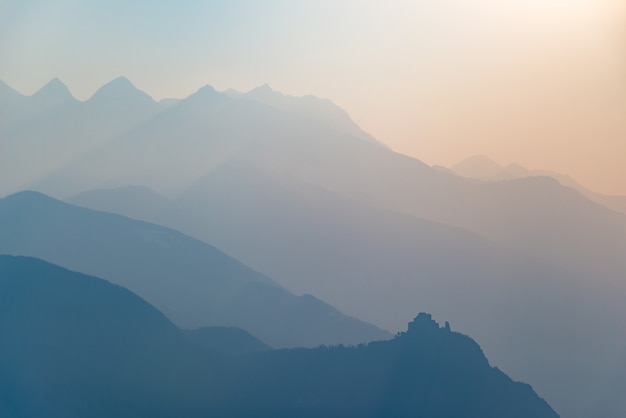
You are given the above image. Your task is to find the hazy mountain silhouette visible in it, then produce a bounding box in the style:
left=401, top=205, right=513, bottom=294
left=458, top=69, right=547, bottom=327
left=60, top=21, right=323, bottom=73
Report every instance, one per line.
left=0, top=255, right=558, bottom=418
left=452, top=155, right=626, bottom=215
left=25, top=81, right=388, bottom=197
left=0, top=255, right=242, bottom=418
left=31, top=77, right=75, bottom=105
left=227, top=313, right=558, bottom=418
left=0, top=78, right=77, bottom=128
left=0, top=191, right=390, bottom=347
left=0, top=77, right=165, bottom=197
left=31, top=79, right=626, bottom=282
left=243, top=83, right=383, bottom=146
left=66, top=173, right=626, bottom=418
left=0, top=77, right=78, bottom=128
left=4, top=77, right=626, bottom=417
left=87, top=76, right=155, bottom=107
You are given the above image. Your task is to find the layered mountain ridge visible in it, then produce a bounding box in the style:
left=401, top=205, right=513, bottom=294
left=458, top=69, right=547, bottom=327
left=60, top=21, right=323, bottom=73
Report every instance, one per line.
left=0, top=191, right=390, bottom=348
left=0, top=255, right=559, bottom=418
left=2, top=77, right=625, bottom=417
left=451, top=155, right=626, bottom=215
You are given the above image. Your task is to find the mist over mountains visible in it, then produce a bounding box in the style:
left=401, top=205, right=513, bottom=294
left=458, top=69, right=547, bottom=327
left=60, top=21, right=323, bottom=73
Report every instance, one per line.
left=450, top=155, right=626, bottom=216
left=0, top=255, right=558, bottom=418
left=2, top=77, right=626, bottom=417
left=0, top=191, right=389, bottom=348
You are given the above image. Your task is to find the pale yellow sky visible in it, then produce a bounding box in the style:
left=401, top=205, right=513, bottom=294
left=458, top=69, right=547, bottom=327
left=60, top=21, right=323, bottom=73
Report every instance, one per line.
left=1, top=1, right=625, bottom=194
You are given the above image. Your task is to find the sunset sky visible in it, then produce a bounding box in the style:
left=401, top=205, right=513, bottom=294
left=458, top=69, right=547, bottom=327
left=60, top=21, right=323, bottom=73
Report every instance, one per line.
left=2, top=0, right=624, bottom=195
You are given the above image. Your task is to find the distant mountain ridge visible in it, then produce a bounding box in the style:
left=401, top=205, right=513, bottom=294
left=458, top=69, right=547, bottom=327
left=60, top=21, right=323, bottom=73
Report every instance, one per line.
left=0, top=191, right=390, bottom=348
left=87, top=76, right=157, bottom=109
left=0, top=255, right=559, bottom=418
left=3, top=76, right=626, bottom=418
left=451, top=155, right=626, bottom=215
left=0, top=77, right=165, bottom=195
left=244, top=83, right=382, bottom=146
left=0, top=77, right=382, bottom=197
left=30, top=77, right=76, bottom=108
left=0, top=254, right=221, bottom=418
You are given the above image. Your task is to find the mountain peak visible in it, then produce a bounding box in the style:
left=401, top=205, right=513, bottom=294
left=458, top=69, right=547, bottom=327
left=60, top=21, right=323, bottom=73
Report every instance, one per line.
left=196, top=84, right=220, bottom=95
left=30, top=77, right=75, bottom=105
left=107, top=76, right=134, bottom=88
left=88, top=76, right=155, bottom=104
left=184, top=84, right=225, bottom=104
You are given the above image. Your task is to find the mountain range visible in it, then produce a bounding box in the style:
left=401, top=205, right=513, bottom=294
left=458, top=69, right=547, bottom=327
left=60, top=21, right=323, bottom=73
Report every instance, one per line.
left=450, top=155, right=626, bottom=215
left=0, top=191, right=389, bottom=348
left=0, top=255, right=559, bottom=418
left=2, top=77, right=626, bottom=417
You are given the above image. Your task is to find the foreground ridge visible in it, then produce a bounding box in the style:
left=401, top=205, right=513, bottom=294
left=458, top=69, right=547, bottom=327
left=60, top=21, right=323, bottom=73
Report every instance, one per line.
left=0, top=255, right=558, bottom=418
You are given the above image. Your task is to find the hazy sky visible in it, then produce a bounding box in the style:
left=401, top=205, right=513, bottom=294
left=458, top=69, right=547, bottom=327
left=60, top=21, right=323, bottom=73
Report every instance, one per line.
left=1, top=0, right=625, bottom=194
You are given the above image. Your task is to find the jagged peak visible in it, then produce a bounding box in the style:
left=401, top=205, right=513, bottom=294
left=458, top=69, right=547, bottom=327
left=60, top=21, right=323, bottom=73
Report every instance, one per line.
left=104, top=76, right=134, bottom=89
left=32, top=77, right=74, bottom=101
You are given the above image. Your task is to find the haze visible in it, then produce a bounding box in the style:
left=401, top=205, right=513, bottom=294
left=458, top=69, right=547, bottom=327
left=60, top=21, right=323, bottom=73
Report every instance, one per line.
left=3, top=2, right=626, bottom=415
left=1, top=0, right=624, bottom=195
